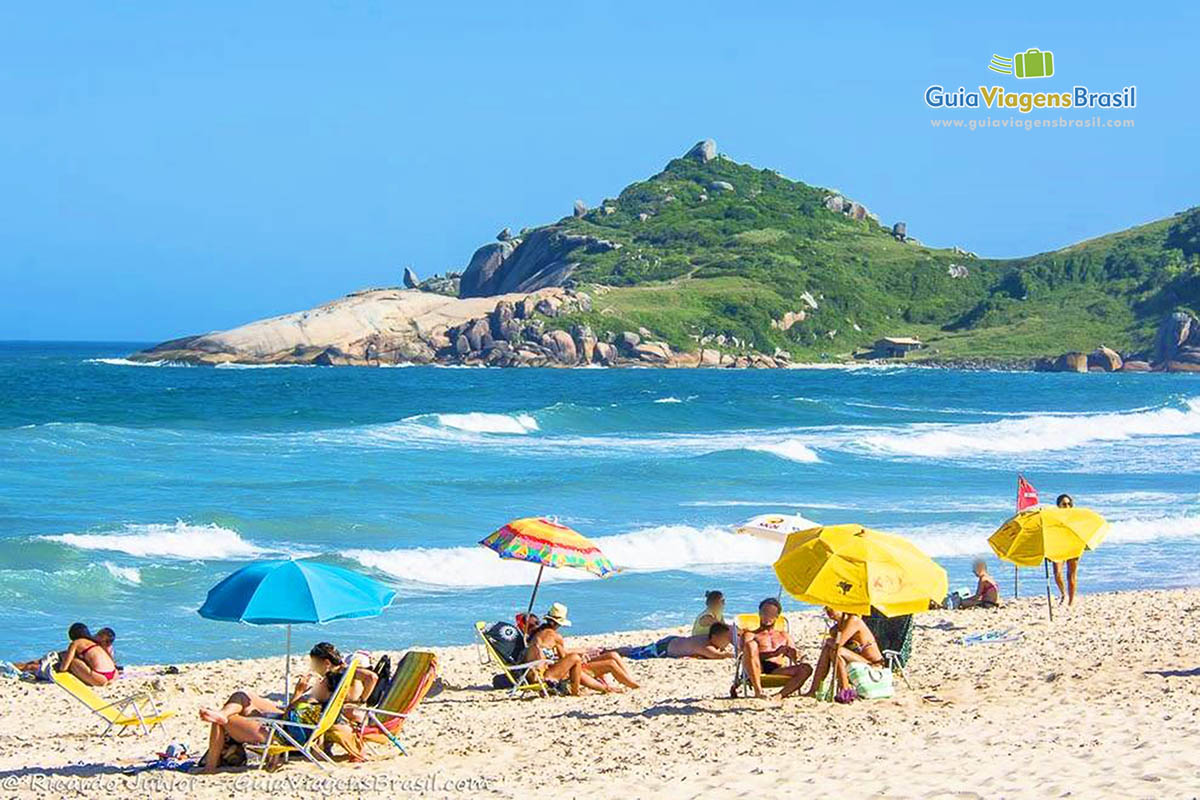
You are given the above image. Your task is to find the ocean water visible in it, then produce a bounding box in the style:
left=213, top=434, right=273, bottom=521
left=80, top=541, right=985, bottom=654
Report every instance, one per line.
left=2, top=341, right=1198, bottom=664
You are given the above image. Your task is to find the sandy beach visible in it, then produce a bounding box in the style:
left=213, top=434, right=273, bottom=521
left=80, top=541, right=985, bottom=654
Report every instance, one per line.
left=1, top=588, right=1197, bottom=799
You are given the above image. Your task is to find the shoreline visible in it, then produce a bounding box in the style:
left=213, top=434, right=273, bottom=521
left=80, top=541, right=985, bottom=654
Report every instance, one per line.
left=3, top=587, right=1198, bottom=798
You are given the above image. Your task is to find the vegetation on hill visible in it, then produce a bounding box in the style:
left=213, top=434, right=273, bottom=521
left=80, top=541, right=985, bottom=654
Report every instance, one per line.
left=486, top=145, right=1198, bottom=361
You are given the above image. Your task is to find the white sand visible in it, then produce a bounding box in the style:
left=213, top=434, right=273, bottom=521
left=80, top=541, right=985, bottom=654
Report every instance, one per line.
left=1, top=589, right=1198, bottom=799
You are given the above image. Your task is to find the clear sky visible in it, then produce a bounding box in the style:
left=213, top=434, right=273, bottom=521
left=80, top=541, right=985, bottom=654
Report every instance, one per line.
left=1, top=2, right=1196, bottom=341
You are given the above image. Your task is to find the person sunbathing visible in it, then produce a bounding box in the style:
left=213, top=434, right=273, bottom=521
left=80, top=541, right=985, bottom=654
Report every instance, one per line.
left=785, top=607, right=882, bottom=701
left=56, top=622, right=118, bottom=686
left=735, top=598, right=811, bottom=699
left=619, top=622, right=735, bottom=660
left=523, top=604, right=618, bottom=695
left=197, top=690, right=281, bottom=773
left=958, top=560, right=1001, bottom=608
left=691, top=590, right=726, bottom=636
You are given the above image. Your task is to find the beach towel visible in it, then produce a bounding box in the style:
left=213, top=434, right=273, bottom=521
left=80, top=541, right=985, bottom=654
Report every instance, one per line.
left=961, top=629, right=1024, bottom=646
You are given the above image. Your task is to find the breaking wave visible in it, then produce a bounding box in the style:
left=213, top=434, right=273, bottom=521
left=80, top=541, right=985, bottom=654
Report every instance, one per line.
left=858, top=397, right=1200, bottom=457
left=43, top=521, right=274, bottom=560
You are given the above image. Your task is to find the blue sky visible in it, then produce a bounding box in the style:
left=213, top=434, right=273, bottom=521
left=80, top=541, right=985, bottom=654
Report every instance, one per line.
left=1, top=2, right=1196, bottom=340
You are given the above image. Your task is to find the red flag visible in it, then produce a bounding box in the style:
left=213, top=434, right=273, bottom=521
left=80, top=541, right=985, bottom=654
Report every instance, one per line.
left=1017, top=474, right=1039, bottom=511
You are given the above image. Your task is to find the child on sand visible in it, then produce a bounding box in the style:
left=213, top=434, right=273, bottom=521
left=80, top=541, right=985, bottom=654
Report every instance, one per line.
left=959, top=560, right=1001, bottom=608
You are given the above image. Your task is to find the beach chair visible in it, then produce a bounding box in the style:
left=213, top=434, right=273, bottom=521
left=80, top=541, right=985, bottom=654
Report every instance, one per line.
left=353, top=651, right=439, bottom=755
left=246, top=656, right=361, bottom=770
left=474, top=621, right=550, bottom=698
left=51, top=670, right=175, bottom=736
left=731, top=612, right=793, bottom=696
left=864, top=610, right=914, bottom=688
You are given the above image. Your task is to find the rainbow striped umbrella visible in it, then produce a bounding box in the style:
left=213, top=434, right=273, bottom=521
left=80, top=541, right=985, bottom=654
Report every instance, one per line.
left=479, top=517, right=616, bottom=616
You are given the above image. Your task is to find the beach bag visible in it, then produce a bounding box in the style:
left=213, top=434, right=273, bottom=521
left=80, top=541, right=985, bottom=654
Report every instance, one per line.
left=848, top=662, right=894, bottom=700
left=483, top=622, right=525, bottom=665
left=365, top=654, right=392, bottom=707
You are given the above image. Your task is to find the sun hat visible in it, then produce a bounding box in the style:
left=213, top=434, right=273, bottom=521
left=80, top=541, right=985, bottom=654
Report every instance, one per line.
left=544, top=602, right=572, bottom=627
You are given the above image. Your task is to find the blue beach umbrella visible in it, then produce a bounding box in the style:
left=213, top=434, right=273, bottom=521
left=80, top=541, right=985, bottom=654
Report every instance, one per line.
left=199, top=559, right=396, bottom=696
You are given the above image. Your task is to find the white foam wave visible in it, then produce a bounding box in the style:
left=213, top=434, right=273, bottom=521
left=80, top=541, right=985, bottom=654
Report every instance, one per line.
left=344, top=525, right=781, bottom=589
left=84, top=357, right=191, bottom=368
left=44, top=521, right=272, bottom=560
left=102, top=562, right=142, bottom=585
left=859, top=397, right=1200, bottom=457
left=653, top=397, right=683, bottom=404
left=746, top=439, right=822, bottom=463
left=214, top=362, right=314, bottom=369
left=430, top=412, right=539, bottom=435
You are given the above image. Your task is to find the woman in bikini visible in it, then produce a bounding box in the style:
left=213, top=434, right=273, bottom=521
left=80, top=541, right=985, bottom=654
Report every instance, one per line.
left=197, top=642, right=374, bottom=772
left=523, top=605, right=623, bottom=695
left=56, top=623, right=118, bottom=686
left=781, top=607, right=882, bottom=701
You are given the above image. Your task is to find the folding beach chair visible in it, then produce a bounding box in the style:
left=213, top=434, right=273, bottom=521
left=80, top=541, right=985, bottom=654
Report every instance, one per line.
left=474, top=621, right=550, bottom=698
left=731, top=612, right=793, bottom=697
left=246, top=656, right=361, bottom=770
left=864, top=610, right=914, bottom=688
left=354, top=651, right=439, bottom=755
left=51, top=670, right=175, bottom=736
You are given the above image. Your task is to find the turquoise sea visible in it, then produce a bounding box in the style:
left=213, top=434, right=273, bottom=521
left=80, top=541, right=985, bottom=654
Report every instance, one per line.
left=2, top=341, right=1198, bottom=664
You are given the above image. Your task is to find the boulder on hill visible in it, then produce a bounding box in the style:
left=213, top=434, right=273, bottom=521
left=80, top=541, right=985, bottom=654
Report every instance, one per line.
left=685, top=139, right=717, bottom=163
left=1053, top=352, right=1089, bottom=373
left=403, top=267, right=420, bottom=289
left=1153, top=311, right=1200, bottom=366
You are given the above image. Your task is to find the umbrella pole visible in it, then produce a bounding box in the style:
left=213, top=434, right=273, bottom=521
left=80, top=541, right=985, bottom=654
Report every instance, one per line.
left=1014, top=565, right=1019, bottom=598
left=284, top=624, right=292, bottom=702
left=525, top=564, right=546, bottom=621
left=1043, top=560, right=1054, bottom=622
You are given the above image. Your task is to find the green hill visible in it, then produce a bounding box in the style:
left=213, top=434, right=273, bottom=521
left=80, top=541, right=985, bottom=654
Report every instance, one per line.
left=460, top=140, right=1199, bottom=363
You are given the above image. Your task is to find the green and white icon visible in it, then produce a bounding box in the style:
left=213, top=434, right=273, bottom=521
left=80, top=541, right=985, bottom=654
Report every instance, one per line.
left=989, top=48, right=1055, bottom=79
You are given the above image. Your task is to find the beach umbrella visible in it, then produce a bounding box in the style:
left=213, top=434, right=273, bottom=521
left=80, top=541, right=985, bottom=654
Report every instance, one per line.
left=199, top=559, right=396, bottom=697
left=773, top=524, right=948, bottom=617
left=988, top=506, right=1109, bottom=619
left=733, top=512, right=820, bottom=543
left=479, top=517, right=616, bottom=619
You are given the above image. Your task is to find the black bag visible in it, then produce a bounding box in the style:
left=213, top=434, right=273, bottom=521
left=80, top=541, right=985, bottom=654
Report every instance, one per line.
left=484, top=621, right=526, bottom=665
left=365, top=654, right=392, bottom=707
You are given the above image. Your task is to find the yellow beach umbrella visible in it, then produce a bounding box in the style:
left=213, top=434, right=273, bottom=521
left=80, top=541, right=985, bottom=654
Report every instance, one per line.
left=988, top=507, right=1108, bottom=566
left=988, top=506, right=1108, bottom=619
left=773, top=524, right=948, bottom=617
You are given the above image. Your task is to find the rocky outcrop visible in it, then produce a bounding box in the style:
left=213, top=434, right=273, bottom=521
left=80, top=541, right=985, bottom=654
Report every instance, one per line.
left=709, top=180, right=734, bottom=193
left=129, top=288, right=565, bottom=366
left=458, top=226, right=620, bottom=298
left=1153, top=311, right=1200, bottom=370
left=685, top=139, right=717, bottom=163
left=402, top=267, right=420, bottom=289
left=1055, top=352, right=1089, bottom=373
left=1087, top=346, right=1123, bottom=372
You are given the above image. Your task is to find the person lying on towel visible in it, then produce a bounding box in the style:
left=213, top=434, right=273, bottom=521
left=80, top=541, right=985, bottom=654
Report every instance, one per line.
left=619, top=622, right=735, bottom=660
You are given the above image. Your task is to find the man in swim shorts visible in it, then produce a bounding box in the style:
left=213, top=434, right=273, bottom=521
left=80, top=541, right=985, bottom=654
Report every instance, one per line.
left=619, top=622, right=734, bottom=660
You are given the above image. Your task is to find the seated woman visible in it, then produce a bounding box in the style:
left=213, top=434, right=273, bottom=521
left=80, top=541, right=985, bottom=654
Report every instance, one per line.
left=524, top=605, right=619, bottom=696
left=958, top=560, right=1001, bottom=608
left=539, top=602, right=640, bottom=690
left=691, top=590, right=726, bottom=636
left=56, top=623, right=118, bottom=686
left=782, top=607, right=882, bottom=702
left=197, top=643, right=375, bottom=771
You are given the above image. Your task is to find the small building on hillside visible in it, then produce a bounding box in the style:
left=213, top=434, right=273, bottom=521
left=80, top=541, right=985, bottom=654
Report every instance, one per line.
left=873, top=336, right=923, bottom=359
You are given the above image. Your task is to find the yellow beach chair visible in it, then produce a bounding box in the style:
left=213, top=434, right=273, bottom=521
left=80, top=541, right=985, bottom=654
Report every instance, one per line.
left=474, top=621, right=550, bottom=698
left=51, top=670, right=175, bottom=736
left=247, top=656, right=360, bottom=770
left=352, top=650, right=438, bottom=755
left=732, top=612, right=794, bottom=695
